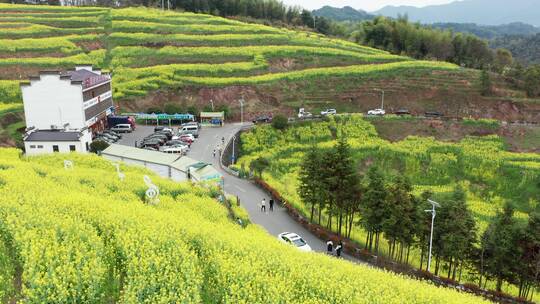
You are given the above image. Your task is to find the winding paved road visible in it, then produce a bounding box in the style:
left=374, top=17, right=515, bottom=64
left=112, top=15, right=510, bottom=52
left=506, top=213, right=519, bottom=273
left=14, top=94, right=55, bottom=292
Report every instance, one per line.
left=187, top=123, right=356, bottom=260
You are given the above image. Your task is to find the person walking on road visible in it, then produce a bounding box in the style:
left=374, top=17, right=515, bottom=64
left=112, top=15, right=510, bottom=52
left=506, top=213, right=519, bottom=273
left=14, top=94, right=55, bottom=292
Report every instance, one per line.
left=260, top=198, right=266, bottom=212
left=326, top=239, right=333, bottom=255
left=336, top=241, right=343, bottom=258
left=213, top=149, right=216, bottom=158
left=269, top=198, right=274, bottom=212
left=221, top=136, right=225, bottom=145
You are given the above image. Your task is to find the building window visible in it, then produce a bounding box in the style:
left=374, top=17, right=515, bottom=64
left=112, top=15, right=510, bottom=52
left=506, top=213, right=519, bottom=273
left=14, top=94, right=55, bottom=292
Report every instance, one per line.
left=91, top=91, right=95, bottom=98
left=29, top=145, right=36, bottom=149
left=53, top=145, right=59, bottom=152
left=69, top=145, right=76, bottom=152
left=37, top=145, right=43, bottom=149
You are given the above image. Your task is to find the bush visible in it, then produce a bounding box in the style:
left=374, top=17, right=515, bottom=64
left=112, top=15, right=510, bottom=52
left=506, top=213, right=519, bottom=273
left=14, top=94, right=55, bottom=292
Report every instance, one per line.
left=89, top=140, right=109, bottom=153
left=271, top=114, right=288, bottom=130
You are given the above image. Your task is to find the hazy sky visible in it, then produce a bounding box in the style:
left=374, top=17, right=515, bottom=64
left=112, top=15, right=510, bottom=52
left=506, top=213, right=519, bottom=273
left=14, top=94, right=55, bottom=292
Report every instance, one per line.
left=280, top=0, right=458, bottom=12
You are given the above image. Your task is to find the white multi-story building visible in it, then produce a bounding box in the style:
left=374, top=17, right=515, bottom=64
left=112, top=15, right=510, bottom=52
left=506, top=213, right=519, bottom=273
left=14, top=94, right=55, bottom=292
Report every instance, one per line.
left=20, top=66, right=114, bottom=155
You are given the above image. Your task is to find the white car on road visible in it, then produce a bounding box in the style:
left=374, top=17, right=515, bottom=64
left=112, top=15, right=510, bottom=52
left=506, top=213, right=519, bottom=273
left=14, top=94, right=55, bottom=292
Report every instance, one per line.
left=321, top=109, right=337, bottom=116
left=278, top=232, right=312, bottom=252
left=367, top=108, right=385, bottom=116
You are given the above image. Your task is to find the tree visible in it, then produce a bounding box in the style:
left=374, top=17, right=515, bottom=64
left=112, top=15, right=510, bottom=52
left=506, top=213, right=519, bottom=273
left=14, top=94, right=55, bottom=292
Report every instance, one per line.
left=481, top=202, right=520, bottom=291
left=298, top=146, right=324, bottom=222
left=249, top=156, right=270, bottom=178
left=493, top=48, right=513, bottom=74
left=383, top=176, right=416, bottom=263
left=90, top=140, right=109, bottom=153
left=300, top=9, right=314, bottom=28
left=523, top=65, right=540, bottom=97
left=358, top=165, right=387, bottom=254
left=515, top=207, right=540, bottom=300
left=325, top=136, right=359, bottom=236
left=432, top=186, right=476, bottom=279
left=271, top=115, right=288, bottom=130
left=479, top=68, right=492, bottom=96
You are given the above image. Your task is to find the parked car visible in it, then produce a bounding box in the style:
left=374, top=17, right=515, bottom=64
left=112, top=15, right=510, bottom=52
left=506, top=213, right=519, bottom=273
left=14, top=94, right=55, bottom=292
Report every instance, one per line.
left=278, top=232, right=312, bottom=252
left=142, top=137, right=166, bottom=145
left=425, top=111, right=443, bottom=118
left=96, top=136, right=114, bottom=144
left=181, top=125, right=199, bottom=138
left=98, top=133, right=118, bottom=142
left=140, top=140, right=160, bottom=149
left=165, top=140, right=186, bottom=146
left=252, top=115, right=272, bottom=124
left=182, top=121, right=201, bottom=129
left=146, top=133, right=168, bottom=141
left=103, top=130, right=121, bottom=139
left=154, top=126, right=173, bottom=133
left=163, top=146, right=188, bottom=154
left=108, top=116, right=136, bottom=130
left=110, top=124, right=132, bottom=133
left=321, top=109, right=337, bottom=116
left=143, top=146, right=158, bottom=151
left=179, top=133, right=195, bottom=141
left=155, top=130, right=173, bottom=139
left=394, top=109, right=411, bottom=115
left=367, top=108, right=385, bottom=116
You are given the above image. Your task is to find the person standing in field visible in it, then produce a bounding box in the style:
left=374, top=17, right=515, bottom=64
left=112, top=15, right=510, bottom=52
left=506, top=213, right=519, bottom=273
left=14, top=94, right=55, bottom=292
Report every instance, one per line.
left=326, top=240, right=333, bottom=255
left=269, top=198, right=274, bottom=212
left=261, top=198, right=266, bottom=212
left=336, top=241, right=343, bottom=258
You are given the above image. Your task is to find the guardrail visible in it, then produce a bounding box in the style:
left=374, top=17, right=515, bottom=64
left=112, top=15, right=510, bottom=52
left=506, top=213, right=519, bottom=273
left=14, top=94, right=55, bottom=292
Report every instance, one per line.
left=219, top=124, right=252, bottom=177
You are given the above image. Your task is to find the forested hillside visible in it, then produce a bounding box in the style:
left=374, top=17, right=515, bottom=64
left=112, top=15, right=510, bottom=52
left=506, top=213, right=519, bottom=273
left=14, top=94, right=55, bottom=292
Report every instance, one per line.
left=0, top=149, right=492, bottom=303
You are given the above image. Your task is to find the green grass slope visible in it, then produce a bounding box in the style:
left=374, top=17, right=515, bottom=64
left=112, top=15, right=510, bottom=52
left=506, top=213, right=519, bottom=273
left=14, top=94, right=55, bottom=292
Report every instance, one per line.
left=0, top=148, right=489, bottom=303
left=0, top=4, right=455, bottom=105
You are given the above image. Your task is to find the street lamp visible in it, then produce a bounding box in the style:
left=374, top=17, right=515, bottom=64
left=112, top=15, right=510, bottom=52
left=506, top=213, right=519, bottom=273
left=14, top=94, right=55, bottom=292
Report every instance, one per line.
left=238, top=98, right=245, bottom=125
left=425, top=199, right=440, bottom=273
left=374, top=89, right=385, bottom=110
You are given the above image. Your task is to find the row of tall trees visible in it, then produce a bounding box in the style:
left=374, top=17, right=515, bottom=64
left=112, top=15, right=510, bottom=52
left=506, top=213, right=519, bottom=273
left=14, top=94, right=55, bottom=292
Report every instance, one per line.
left=349, top=16, right=495, bottom=69
left=298, top=136, right=539, bottom=299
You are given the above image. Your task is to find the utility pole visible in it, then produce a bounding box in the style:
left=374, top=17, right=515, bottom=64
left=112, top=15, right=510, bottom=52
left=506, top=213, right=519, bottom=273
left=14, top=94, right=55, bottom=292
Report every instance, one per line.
left=425, top=199, right=440, bottom=273
left=231, top=135, right=236, bottom=165
left=239, top=98, right=245, bottom=125
left=374, top=89, right=385, bottom=110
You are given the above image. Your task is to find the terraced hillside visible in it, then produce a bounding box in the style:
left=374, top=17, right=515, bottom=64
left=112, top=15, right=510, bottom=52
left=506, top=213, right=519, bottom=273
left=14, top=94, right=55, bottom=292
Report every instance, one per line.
left=0, top=3, right=538, bottom=141
left=0, top=149, right=490, bottom=303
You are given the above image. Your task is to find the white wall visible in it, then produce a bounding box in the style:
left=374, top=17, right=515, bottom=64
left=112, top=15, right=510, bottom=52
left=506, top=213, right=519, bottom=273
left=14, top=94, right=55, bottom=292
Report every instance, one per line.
left=25, top=140, right=84, bottom=156
left=101, top=154, right=172, bottom=179
left=22, top=74, right=85, bottom=130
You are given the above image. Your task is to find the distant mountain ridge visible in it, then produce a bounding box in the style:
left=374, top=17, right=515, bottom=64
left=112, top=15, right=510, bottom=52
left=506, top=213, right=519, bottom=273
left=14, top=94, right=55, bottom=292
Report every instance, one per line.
left=312, top=5, right=374, bottom=22
left=373, top=0, right=540, bottom=26
left=432, top=22, right=540, bottom=39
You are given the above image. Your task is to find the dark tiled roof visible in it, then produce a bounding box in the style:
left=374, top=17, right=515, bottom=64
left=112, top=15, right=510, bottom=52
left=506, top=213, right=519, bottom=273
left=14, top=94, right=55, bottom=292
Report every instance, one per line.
left=61, top=69, right=110, bottom=89
left=25, top=130, right=82, bottom=142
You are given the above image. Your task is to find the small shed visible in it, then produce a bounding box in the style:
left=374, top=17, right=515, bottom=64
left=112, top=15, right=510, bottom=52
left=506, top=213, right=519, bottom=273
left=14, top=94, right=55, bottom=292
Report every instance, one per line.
left=200, top=112, right=224, bottom=126
left=101, top=144, right=179, bottom=178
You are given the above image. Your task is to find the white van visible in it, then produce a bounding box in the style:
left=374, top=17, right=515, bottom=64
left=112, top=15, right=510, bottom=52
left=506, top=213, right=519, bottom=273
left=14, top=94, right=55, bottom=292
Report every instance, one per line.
left=110, top=124, right=132, bottom=133
left=181, top=125, right=199, bottom=138
left=163, top=147, right=187, bottom=154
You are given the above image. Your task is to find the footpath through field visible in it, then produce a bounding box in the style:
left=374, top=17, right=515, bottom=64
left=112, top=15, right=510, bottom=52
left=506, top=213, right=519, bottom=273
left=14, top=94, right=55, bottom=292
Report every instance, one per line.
left=187, top=123, right=357, bottom=261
